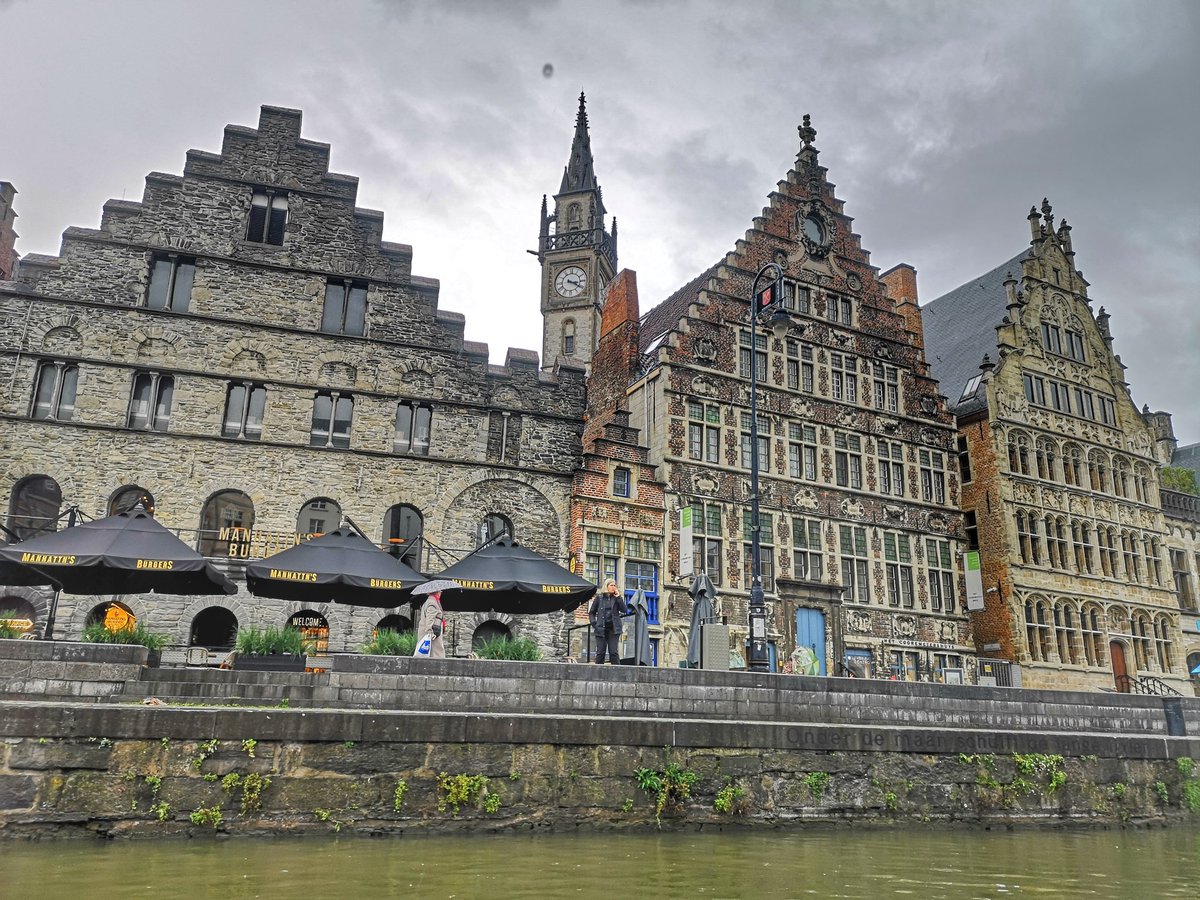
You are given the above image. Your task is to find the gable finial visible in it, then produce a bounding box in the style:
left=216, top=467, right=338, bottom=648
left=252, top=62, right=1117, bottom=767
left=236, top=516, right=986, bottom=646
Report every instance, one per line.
left=798, top=114, right=817, bottom=148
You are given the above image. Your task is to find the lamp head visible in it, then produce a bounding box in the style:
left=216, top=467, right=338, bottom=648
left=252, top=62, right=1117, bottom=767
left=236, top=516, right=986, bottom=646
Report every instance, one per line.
left=769, top=306, right=791, bottom=340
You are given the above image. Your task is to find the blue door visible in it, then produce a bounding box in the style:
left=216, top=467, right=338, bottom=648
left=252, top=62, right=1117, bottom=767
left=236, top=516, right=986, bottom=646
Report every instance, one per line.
left=794, top=608, right=826, bottom=675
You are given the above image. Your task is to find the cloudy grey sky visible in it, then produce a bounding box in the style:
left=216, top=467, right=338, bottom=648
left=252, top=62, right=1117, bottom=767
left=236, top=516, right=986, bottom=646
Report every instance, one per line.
left=3, top=0, right=1198, bottom=442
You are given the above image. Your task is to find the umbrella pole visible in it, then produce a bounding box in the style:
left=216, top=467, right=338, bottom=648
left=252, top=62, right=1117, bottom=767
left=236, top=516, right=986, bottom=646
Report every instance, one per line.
left=42, top=588, right=61, bottom=641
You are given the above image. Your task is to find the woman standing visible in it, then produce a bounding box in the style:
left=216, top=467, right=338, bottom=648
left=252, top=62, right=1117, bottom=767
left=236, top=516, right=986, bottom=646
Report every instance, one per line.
left=414, top=590, right=447, bottom=659
left=589, top=578, right=627, bottom=665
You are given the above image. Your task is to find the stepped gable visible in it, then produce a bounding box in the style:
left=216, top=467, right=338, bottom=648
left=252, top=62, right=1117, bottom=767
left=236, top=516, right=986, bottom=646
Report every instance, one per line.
left=922, top=249, right=1031, bottom=413
left=638, top=263, right=719, bottom=356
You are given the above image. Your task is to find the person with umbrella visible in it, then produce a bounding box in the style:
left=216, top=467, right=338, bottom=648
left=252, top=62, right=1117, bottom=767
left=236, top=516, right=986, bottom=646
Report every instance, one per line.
left=589, top=578, right=628, bottom=665
left=412, top=579, right=459, bottom=659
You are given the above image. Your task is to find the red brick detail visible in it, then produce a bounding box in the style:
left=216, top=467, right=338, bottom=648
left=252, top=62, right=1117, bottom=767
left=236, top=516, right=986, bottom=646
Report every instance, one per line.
left=880, top=263, right=923, bottom=354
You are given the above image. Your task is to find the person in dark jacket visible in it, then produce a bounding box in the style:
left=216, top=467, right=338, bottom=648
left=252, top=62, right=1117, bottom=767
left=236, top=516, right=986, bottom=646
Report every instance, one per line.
left=589, top=578, right=628, bottom=664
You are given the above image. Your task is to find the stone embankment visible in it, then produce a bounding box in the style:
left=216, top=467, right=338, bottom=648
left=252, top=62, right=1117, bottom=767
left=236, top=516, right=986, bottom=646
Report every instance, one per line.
left=2, top=639, right=1199, bottom=839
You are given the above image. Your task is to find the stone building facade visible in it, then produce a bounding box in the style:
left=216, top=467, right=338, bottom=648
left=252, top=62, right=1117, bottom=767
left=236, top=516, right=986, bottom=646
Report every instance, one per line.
left=601, top=119, right=973, bottom=675
left=0, top=106, right=586, bottom=655
left=922, top=201, right=1186, bottom=692
left=0, top=182, right=17, bottom=281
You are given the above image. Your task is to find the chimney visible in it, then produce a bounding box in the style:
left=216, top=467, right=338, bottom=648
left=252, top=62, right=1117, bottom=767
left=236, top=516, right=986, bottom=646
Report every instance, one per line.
left=584, top=269, right=641, bottom=449
left=880, top=263, right=923, bottom=352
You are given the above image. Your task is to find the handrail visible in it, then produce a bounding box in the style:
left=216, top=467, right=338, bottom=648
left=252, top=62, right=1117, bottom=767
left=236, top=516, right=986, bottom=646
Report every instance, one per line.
left=1114, top=673, right=1183, bottom=697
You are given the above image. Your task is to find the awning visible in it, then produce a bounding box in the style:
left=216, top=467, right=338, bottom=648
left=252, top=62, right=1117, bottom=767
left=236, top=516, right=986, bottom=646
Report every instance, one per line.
left=432, top=537, right=596, bottom=614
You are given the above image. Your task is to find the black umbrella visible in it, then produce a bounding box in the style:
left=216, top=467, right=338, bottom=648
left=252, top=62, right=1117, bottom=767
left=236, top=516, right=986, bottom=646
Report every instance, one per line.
left=686, top=573, right=718, bottom=668
left=0, top=506, right=235, bottom=595
left=433, top=537, right=597, bottom=614
left=0, top=553, right=60, bottom=589
left=245, top=528, right=423, bottom=607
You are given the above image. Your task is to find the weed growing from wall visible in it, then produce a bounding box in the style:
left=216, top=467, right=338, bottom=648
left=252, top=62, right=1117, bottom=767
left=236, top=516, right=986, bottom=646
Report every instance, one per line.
left=804, top=772, right=831, bottom=802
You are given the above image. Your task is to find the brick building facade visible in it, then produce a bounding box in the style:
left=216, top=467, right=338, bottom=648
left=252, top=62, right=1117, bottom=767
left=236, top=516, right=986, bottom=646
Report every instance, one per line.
left=923, top=201, right=1187, bottom=692
left=598, top=118, right=974, bottom=675
left=0, top=106, right=586, bottom=655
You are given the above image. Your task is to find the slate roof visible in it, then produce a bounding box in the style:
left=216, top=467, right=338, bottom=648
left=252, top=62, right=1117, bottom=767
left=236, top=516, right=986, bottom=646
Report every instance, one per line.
left=921, top=249, right=1031, bottom=415
left=638, top=262, right=721, bottom=357
left=1174, top=442, right=1200, bottom=477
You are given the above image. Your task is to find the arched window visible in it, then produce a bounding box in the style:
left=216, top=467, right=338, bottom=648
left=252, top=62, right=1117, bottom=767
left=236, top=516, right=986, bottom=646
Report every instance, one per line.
left=375, top=613, right=413, bottom=636
left=1055, top=602, right=1079, bottom=665
left=199, top=490, right=255, bottom=558
left=383, top=504, right=423, bottom=567
left=1154, top=615, right=1174, bottom=672
left=109, top=485, right=155, bottom=517
left=1072, top=521, right=1094, bottom=574
left=562, top=319, right=576, bottom=357
left=1188, top=651, right=1200, bottom=681
left=1146, top=536, right=1163, bottom=585
left=1098, top=526, right=1119, bottom=577
left=7, top=475, right=62, bottom=541
left=288, top=610, right=328, bottom=654
left=1007, top=432, right=1030, bottom=476
left=297, top=498, right=341, bottom=537
left=1121, top=531, right=1139, bottom=582
left=190, top=607, right=238, bottom=649
left=1133, top=463, right=1150, bottom=504
left=1046, top=516, right=1068, bottom=570
left=566, top=203, right=582, bottom=231
left=478, top=513, right=513, bottom=548
left=1131, top=613, right=1152, bottom=671
left=1113, top=457, right=1130, bottom=498
left=85, top=601, right=136, bottom=632
left=1062, top=444, right=1082, bottom=487
left=1088, top=449, right=1109, bottom=493
left=1024, top=598, right=1052, bottom=662
left=1035, top=438, right=1056, bottom=481
left=472, top=620, right=511, bottom=650
left=1081, top=604, right=1106, bottom=667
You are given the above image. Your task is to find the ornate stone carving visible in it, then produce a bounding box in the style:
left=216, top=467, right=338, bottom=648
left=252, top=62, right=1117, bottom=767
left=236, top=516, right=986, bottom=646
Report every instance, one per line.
left=925, top=513, right=948, bottom=533
left=846, top=272, right=863, bottom=293
left=691, top=375, right=715, bottom=397
left=874, top=343, right=894, bottom=360
left=840, top=497, right=865, bottom=519
left=845, top=609, right=871, bottom=633
left=938, top=621, right=958, bottom=643
left=695, top=473, right=718, bottom=495
left=883, top=504, right=905, bottom=523
left=892, top=616, right=917, bottom=639
left=793, top=488, right=819, bottom=510
left=694, top=337, right=717, bottom=363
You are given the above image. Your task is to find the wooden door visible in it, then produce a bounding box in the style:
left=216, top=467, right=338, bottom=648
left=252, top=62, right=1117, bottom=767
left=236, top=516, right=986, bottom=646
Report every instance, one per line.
left=1110, top=641, right=1129, bottom=692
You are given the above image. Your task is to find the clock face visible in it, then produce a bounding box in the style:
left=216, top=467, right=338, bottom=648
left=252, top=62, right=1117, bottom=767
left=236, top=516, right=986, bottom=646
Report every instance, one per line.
left=555, top=266, right=587, bottom=298
left=802, top=215, right=826, bottom=245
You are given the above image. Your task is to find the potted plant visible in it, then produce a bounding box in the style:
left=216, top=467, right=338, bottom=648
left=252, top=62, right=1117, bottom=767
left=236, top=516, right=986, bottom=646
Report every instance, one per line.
left=232, top=625, right=307, bottom=672
left=82, top=621, right=170, bottom=666
left=362, top=628, right=418, bottom=656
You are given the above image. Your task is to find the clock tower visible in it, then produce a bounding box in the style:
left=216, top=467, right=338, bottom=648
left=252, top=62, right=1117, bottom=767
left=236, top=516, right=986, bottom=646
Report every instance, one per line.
left=537, top=92, right=618, bottom=370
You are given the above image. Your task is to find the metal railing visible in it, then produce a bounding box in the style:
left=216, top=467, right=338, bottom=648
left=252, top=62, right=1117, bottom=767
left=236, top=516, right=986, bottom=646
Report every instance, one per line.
left=1114, top=673, right=1183, bottom=696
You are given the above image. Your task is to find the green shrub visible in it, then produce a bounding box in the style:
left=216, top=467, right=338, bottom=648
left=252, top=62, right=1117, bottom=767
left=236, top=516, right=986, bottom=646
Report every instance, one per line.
left=804, top=771, right=831, bottom=801
left=1177, top=758, right=1195, bottom=777
left=714, top=780, right=748, bottom=815
left=475, top=636, right=542, bottom=661
left=362, top=629, right=417, bottom=656
left=1183, top=780, right=1200, bottom=814
left=0, top=611, right=26, bottom=639
left=635, top=762, right=697, bottom=823
left=235, top=625, right=304, bottom=656
left=82, top=622, right=169, bottom=650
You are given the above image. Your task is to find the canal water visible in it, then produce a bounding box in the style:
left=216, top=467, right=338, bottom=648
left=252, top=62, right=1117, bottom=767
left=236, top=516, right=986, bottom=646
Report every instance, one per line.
left=6, top=828, right=1199, bottom=898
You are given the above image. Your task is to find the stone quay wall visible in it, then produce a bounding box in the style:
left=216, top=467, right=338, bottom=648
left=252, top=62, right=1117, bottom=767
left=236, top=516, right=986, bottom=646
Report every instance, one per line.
left=3, top=646, right=1200, bottom=839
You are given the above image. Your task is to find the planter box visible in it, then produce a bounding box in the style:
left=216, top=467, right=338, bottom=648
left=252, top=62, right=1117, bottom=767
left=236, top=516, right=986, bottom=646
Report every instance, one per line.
left=232, top=654, right=306, bottom=673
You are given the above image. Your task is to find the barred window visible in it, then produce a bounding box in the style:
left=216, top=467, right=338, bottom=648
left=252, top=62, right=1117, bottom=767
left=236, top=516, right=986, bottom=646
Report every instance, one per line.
left=839, top=524, right=870, bottom=602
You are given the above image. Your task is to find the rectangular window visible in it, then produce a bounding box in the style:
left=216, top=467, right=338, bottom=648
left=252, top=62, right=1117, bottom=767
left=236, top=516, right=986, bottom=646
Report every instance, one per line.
left=1023, top=373, right=1046, bottom=407
left=310, top=391, right=353, bottom=449
left=222, top=382, right=266, bottom=440
left=743, top=509, right=774, bottom=593
left=926, top=538, right=956, bottom=613
left=394, top=402, right=432, bottom=455
left=692, top=501, right=723, bottom=586
left=321, top=279, right=368, bottom=336
left=884, top=532, right=914, bottom=608
left=613, top=467, right=631, bottom=498
left=834, top=432, right=862, bottom=489
left=877, top=440, right=905, bottom=497
left=1172, top=549, right=1195, bottom=610
left=826, top=293, right=851, bottom=324
left=1099, top=397, right=1116, bottom=426
left=792, top=517, right=823, bottom=581
left=919, top=449, right=946, bottom=504
left=127, top=372, right=174, bottom=432
left=688, top=401, right=721, bottom=463
left=584, top=531, right=619, bottom=588
left=1065, top=330, right=1086, bottom=361
left=1040, top=322, right=1062, bottom=355
left=1049, top=380, right=1071, bottom=414
left=1073, top=387, right=1095, bottom=421
left=30, top=361, right=79, bottom=421
left=782, top=282, right=811, bottom=314
left=964, top=510, right=979, bottom=552
left=738, top=331, right=768, bottom=381
left=839, top=524, right=870, bottom=602
left=247, top=188, right=288, bottom=244
left=788, top=423, right=818, bottom=481
left=740, top=412, right=770, bottom=470
left=146, top=254, right=195, bottom=312
left=831, top=353, right=857, bottom=403
left=871, top=362, right=899, bottom=412
left=957, top=435, right=972, bottom=484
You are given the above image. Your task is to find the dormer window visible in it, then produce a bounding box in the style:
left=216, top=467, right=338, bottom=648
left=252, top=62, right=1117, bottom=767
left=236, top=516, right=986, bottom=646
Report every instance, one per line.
left=247, top=188, right=288, bottom=245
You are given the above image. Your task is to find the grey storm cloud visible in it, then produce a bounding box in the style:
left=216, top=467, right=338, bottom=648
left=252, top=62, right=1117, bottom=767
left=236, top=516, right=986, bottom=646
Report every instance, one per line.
left=2, top=0, right=1197, bottom=440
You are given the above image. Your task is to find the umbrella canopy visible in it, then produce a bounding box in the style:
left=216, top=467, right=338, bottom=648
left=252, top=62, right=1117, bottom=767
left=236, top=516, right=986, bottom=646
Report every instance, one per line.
left=0, top=507, right=235, bottom=595
left=685, top=573, right=718, bottom=668
left=628, top=589, right=654, bottom=667
left=411, top=579, right=463, bottom=596
left=0, top=553, right=61, bottom=589
left=245, top=528, right=423, bottom=607
left=433, top=537, right=596, bottom=614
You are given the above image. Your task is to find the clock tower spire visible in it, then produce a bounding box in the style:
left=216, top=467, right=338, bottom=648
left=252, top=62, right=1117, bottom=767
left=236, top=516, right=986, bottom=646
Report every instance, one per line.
left=537, top=91, right=617, bottom=370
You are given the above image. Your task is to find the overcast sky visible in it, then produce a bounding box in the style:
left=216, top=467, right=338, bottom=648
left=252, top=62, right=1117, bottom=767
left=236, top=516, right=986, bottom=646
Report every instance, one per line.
left=3, top=0, right=1197, bottom=443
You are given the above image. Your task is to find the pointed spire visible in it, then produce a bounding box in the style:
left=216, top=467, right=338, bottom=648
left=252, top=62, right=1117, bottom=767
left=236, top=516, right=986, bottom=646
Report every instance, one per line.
left=539, top=194, right=549, bottom=241
left=559, top=91, right=598, bottom=194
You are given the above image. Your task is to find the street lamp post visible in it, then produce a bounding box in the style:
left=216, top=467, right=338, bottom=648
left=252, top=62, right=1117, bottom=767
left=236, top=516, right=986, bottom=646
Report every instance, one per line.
left=747, top=262, right=791, bottom=672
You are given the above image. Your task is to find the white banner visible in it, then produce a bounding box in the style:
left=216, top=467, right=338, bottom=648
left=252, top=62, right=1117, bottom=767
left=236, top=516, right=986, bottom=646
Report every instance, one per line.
left=964, top=550, right=985, bottom=611
left=679, top=506, right=694, bottom=577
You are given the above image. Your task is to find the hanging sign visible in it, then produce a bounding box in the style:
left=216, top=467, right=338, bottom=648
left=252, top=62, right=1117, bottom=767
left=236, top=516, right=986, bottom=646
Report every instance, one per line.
left=964, top=551, right=985, bottom=611
left=679, top=507, right=694, bottom=577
